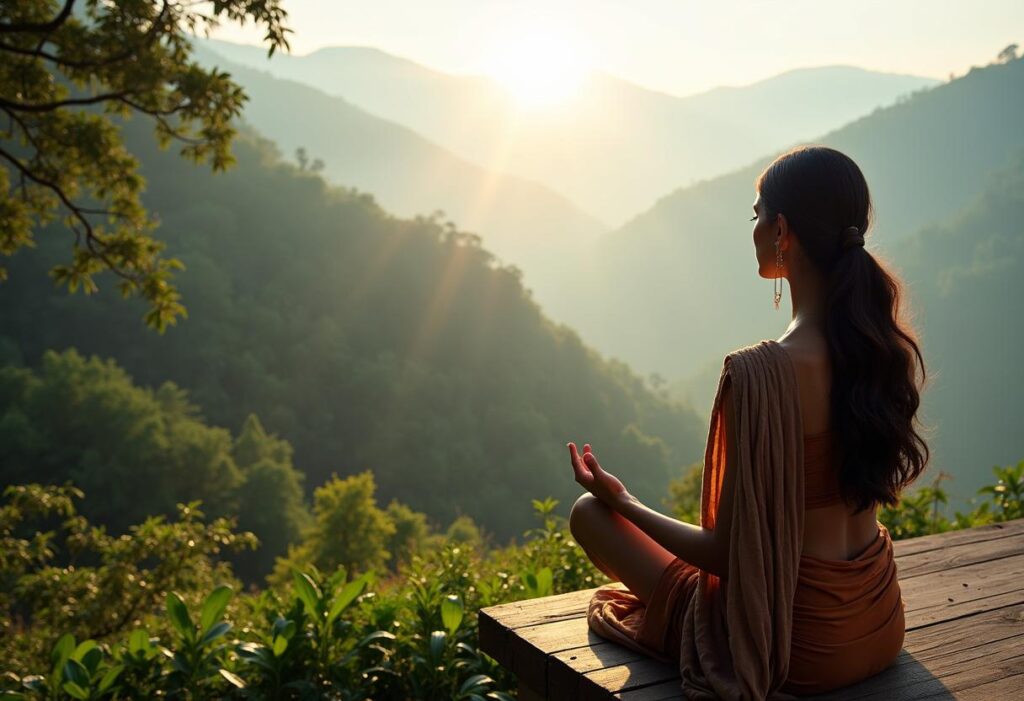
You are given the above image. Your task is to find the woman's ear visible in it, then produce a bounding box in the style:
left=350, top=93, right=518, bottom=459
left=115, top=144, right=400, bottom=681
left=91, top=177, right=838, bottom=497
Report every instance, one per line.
left=776, top=212, right=793, bottom=252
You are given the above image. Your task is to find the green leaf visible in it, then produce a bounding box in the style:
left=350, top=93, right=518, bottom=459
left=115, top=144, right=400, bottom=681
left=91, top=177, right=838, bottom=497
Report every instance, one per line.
left=356, top=630, right=396, bottom=649
left=429, top=630, right=446, bottom=663
left=292, top=571, right=321, bottom=616
left=166, top=591, right=194, bottom=642
left=61, top=682, right=89, bottom=701
left=128, top=629, right=149, bottom=655
left=441, top=594, right=464, bottom=635
left=80, top=647, right=102, bottom=675
left=219, top=669, right=246, bottom=689
left=70, top=640, right=98, bottom=663
left=271, top=618, right=296, bottom=641
left=200, top=585, right=233, bottom=634
left=51, top=633, right=75, bottom=668
left=98, top=664, right=123, bottom=693
left=199, top=621, right=232, bottom=647
left=459, top=674, right=493, bottom=695
left=537, top=567, right=553, bottom=597
left=237, top=642, right=275, bottom=671
left=62, top=659, right=89, bottom=690
left=326, top=574, right=368, bottom=627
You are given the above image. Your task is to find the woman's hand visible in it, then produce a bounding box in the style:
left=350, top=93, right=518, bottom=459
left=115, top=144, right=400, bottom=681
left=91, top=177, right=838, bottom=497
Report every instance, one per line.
left=567, top=442, right=634, bottom=511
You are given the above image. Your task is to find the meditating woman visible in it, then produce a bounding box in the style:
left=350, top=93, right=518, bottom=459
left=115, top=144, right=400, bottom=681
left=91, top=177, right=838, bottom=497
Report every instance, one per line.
left=567, top=145, right=930, bottom=699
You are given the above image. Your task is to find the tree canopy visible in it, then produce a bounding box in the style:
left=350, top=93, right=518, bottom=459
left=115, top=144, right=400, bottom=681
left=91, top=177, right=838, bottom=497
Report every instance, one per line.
left=0, top=0, right=290, bottom=330
left=0, top=119, right=706, bottom=541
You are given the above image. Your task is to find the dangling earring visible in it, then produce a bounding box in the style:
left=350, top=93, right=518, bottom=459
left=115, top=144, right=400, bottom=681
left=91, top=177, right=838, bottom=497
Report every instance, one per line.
left=773, top=239, right=783, bottom=310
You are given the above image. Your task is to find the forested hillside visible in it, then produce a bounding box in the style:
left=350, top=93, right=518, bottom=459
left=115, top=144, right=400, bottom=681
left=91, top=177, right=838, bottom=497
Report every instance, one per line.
left=884, top=151, right=1024, bottom=498
left=0, top=117, right=705, bottom=542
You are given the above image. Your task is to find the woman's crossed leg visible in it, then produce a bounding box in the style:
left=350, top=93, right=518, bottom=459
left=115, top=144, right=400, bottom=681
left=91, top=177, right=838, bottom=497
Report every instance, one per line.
left=569, top=492, right=678, bottom=605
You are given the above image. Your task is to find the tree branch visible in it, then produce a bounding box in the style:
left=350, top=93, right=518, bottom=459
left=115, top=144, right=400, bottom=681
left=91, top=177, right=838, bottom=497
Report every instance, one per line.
left=0, top=0, right=76, bottom=34
left=0, top=144, right=143, bottom=284
left=0, top=90, right=137, bottom=113
left=0, top=1, right=170, bottom=70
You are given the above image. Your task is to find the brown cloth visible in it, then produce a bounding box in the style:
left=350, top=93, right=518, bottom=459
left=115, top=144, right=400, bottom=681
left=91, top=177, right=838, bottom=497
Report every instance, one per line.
left=586, top=340, right=905, bottom=699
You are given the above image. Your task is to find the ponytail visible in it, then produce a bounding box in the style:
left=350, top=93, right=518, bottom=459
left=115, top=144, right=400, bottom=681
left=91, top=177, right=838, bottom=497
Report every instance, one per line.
left=757, top=146, right=930, bottom=511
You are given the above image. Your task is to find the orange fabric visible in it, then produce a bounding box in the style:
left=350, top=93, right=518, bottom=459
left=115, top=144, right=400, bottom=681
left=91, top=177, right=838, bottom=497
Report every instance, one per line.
left=783, top=523, right=906, bottom=695
left=803, top=431, right=844, bottom=509
left=587, top=524, right=905, bottom=696
left=585, top=340, right=906, bottom=699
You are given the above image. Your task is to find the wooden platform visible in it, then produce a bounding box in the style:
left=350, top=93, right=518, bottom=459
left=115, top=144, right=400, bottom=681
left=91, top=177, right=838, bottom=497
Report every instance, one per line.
left=479, top=518, right=1024, bottom=700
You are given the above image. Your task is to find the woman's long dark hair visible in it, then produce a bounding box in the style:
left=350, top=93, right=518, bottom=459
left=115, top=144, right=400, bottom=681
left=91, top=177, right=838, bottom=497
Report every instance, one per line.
left=756, top=145, right=930, bottom=512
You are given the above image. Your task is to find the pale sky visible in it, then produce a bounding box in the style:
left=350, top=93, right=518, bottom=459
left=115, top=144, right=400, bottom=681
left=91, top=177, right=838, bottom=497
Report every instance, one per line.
left=208, top=0, right=1023, bottom=97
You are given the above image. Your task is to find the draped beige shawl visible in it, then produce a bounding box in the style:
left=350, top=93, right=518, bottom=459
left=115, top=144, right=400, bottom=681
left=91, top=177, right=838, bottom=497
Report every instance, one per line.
left=588, top=339, right=805, bottom=699
left=677, top=339, right=804, bottom=699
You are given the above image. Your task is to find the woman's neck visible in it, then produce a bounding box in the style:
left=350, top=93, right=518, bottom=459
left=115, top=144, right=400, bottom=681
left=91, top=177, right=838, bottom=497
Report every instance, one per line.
left=786, top=259, right=828, bottom=329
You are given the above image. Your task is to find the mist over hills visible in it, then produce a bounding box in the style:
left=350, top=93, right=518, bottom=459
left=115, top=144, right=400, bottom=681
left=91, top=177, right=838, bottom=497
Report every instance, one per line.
left=200, top=38, right=938, bottom=225
left=190, top=43, right=607, bottom=289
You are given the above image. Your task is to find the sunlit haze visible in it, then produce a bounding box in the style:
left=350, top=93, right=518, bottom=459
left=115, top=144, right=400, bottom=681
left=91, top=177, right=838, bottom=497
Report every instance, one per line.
left=205, top=0, right=1024, bottom=98
left=483, top=28, right=593, bottom=108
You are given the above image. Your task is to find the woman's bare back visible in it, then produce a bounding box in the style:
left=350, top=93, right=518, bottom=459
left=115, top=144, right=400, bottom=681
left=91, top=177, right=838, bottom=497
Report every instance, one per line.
left=777, top=332, right=881, bottom=561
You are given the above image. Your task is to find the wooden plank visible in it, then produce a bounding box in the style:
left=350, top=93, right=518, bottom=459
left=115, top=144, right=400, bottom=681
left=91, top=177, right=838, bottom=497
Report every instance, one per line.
left=582, top=656, right=676, bottom=700
left=891, top=520, right=1024, bottom=558
left=899, top=553, right=1024, bottom=626
left=895, top=524, right=1024, bottom=578
left=953, top=672, right=1024, bottom=701
left=482, top=586, right=619, bottom=630
left=549, top=637, right=646, bottom=700
left=512, top=617, right=609, bottom=692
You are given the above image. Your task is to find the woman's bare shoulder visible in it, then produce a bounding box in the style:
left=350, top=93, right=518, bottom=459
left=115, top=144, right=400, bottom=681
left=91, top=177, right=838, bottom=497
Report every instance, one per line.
left=776, top=332, right=832, bottom=432
left=776, top=331, right=829, bottom=368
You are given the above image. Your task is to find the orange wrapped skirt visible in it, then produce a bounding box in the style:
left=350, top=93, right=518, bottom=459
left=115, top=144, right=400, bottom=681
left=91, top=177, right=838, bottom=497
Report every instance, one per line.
left=587, top=524, right=906, bottom=696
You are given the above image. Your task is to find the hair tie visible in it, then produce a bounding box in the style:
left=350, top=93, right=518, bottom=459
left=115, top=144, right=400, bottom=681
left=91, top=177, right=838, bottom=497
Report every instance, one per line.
left=842, top=225, right=865, bottom=250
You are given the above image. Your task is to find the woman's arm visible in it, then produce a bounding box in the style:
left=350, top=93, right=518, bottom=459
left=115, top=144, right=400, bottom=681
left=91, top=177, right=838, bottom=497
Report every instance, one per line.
left=571, top=378, right=738, bottom=579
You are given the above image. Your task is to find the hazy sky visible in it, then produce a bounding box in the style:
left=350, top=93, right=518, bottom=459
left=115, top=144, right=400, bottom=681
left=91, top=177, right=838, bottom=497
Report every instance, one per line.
left=207, top=0, right=1022, bottom=97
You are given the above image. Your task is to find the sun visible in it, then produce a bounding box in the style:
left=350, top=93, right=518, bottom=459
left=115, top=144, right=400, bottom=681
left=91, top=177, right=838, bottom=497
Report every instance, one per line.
left=484, top=30, right=592, bottom=109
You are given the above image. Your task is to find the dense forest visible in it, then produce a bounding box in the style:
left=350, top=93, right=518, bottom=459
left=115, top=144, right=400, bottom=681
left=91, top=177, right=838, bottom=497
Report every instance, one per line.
left=0, top=115, right=706, bottom=544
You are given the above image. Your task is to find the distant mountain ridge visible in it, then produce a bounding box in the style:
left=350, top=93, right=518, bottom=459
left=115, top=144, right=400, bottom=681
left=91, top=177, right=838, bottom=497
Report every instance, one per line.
left=564, top=55, right=1024, bottom=380
left=199, top=38, right=940, bottom=224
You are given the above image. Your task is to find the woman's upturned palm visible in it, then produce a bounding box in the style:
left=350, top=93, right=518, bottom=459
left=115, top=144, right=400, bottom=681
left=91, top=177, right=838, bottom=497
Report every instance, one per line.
left=568, top=442, right=629, bottom=506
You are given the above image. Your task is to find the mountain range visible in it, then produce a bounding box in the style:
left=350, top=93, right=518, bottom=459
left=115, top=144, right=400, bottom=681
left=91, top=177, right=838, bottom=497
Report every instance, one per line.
left=198, top=38, right=939, bottom=225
